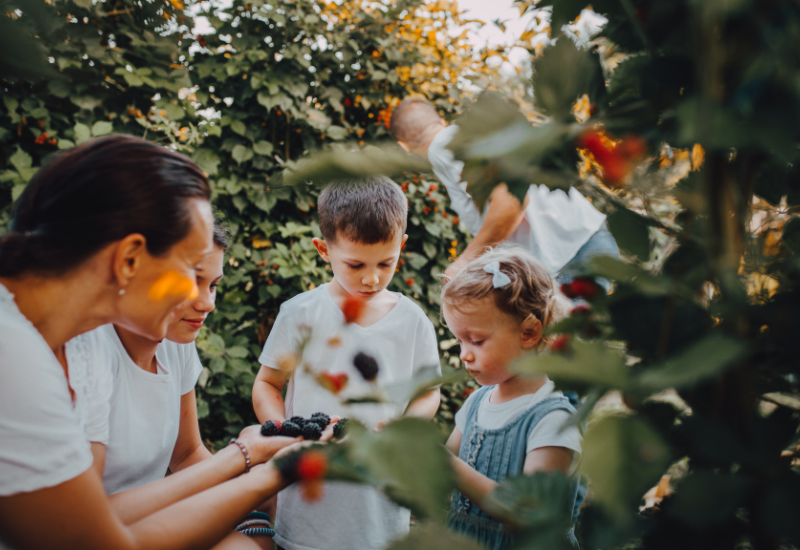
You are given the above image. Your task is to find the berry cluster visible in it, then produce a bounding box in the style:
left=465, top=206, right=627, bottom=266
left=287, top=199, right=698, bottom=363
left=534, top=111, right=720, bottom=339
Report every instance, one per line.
left=261, top=412, right=331, bottom=440
left=560, top=277, right=601, bottom=301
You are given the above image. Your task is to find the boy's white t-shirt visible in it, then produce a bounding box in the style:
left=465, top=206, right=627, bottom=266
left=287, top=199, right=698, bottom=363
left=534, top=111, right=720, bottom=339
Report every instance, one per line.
left=428, top=125, right=607, bottom=275
left=77, top=324, right=204, bottom=495
left=259, top=284, right=441, bottom=550
left=0, top=283, right=93, bottom=498
left=455, top=380, right=582, bottom=474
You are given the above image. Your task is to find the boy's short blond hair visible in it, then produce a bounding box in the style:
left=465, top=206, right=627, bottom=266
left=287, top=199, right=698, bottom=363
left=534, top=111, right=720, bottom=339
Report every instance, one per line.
left=442, top=245, right=569, bottom=349
left=318, top=176, right=407, bottom=244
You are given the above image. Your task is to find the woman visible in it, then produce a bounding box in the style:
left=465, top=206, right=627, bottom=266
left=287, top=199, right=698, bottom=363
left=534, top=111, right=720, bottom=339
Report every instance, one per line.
left=0, top=135, right=298, bottom=550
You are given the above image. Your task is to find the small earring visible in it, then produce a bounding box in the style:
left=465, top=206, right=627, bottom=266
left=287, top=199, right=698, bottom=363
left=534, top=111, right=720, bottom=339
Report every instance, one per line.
left=119, top=288, right=126, bottom=296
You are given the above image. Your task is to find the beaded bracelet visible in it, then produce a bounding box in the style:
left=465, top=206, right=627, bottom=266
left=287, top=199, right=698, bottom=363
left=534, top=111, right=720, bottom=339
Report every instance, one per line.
left=229, top=438, right=251, bottom=473
left=239, top=527, right=276, bottom=537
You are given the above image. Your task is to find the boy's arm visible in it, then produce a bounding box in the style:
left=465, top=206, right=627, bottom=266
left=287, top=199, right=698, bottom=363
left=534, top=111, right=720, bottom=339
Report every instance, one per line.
left=449, top=446, right=573, bottom=526
left=253, top=365, right=290, bottom=424
left=404, top=387, right=441, bottom=419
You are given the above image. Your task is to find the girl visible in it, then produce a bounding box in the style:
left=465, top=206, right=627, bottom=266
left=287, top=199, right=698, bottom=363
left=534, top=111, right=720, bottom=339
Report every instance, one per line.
left=0, top=135, right=300, bottom=550
left=442, top=246, right=582, bottom=549
left=82, top=224, right=227, bottom=498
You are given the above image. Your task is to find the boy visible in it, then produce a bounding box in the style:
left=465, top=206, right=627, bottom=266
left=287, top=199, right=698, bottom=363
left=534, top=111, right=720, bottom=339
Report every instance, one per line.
left=252, top=176, right=442, bottom=550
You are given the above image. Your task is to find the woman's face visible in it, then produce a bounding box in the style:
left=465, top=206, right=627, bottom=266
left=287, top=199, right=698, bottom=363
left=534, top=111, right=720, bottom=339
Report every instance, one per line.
left=114, top=199, right=215, bottom=341
left=165, top=245, right=224, bottom=344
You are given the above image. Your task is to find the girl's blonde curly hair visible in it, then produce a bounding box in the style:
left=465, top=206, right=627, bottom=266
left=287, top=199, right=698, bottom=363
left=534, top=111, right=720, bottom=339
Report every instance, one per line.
left=441, top=245, right=569, bottom=350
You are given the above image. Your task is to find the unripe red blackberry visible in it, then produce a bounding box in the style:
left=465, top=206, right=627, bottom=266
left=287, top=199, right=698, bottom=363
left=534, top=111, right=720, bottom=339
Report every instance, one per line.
left=261, top=419, right=282, bottom=437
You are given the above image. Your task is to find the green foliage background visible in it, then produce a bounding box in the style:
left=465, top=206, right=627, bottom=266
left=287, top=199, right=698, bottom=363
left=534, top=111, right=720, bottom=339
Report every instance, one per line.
left=0, top=0, right=476, bottom=448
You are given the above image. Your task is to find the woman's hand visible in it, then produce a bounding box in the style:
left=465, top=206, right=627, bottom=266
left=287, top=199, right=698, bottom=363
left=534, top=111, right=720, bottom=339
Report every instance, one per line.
left=237, top=425, right=301, bottom=467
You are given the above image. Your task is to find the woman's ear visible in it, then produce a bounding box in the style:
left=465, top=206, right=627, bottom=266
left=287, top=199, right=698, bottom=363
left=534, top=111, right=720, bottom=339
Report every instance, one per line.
left=312, top=237, right=330, bottom=262
left=520, top=314, right=543, bottom=350
left=112, top=234, right=147, bottom=289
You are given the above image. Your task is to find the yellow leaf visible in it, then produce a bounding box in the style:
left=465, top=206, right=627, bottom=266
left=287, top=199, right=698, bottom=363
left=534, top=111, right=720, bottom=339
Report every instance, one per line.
left=252, top=236, right=272, bottom=249
left=691, top=143, right=705, bottom=171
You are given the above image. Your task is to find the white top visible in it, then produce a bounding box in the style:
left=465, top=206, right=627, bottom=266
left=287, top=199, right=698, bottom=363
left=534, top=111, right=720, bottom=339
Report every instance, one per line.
left=455, top=380, right=582, bottom=474
left=65, top=330, right=115, bottom=446
left=0, top=283, right=93, bottom=497
left=76, top=324, right=203, bottom=495
left=259, top=284, right=441, bottom=550
left=428, top=125, right=607, bottom=275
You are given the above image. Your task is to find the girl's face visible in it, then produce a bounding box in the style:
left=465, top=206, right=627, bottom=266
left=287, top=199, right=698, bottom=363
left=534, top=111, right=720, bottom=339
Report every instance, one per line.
left=442, top=296, right=540, bottom=386
left=114, top=199, right=215, bottom=341
left=165, top=245, right=224, bottom=344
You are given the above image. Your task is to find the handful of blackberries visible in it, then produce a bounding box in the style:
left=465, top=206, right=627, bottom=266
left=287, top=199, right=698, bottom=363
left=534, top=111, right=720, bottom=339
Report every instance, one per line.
left=261, top=413, right=349, bottom=441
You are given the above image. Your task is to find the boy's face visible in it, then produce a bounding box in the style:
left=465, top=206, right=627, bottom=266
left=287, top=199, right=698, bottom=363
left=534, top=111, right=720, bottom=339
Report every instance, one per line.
left=314, top=232, right=407, bottom=300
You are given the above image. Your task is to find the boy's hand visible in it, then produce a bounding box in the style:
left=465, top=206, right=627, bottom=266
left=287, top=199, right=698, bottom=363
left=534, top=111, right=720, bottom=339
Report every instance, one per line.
left=238, top=425, right=301, bottom=466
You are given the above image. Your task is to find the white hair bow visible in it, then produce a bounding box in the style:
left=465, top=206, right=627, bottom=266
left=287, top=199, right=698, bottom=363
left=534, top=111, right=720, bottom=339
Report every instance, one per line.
left=483, top=261, right=511, bottom=289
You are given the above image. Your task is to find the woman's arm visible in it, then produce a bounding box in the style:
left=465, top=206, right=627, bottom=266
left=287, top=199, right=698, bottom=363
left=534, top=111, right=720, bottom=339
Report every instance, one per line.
left=170, top=390, right=214, bottom=473
left=450, top=446, right=574, bottom=525
left=104, top=426, right=297, bottom=525
left=0, top=452, right=290, bottom=550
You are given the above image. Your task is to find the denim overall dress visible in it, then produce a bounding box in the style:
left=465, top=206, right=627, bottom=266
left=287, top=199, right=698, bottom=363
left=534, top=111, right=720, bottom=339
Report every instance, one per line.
left=446, top=386, right=580, bottom=550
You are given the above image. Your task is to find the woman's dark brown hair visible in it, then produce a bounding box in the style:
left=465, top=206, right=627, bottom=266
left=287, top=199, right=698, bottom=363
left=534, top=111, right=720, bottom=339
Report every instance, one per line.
left=0, top=134, right=211, bottom=277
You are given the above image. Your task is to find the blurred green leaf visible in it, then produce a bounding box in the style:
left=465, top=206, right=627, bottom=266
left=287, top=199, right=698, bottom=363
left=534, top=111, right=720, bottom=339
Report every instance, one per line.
left=385, top=523, right=485, bottom=550
left=607, top=208, right=651, bottom=260
left=581, top=415, right=672, bottom=518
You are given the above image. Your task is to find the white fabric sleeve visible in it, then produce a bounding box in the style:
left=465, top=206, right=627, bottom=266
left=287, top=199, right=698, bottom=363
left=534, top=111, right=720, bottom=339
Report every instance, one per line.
left=181, top=344, right=204, bottom=395
left=527, top=409, right=582, bottom=473
left=0, top=339, right=93, bottom=495
left=258, top=303, right=298, bottom=369
left=453, top=390, right=477, bottom=435
left=413, top=314, right=441, bottom=376
left=84, top=344, right=114, bottom=445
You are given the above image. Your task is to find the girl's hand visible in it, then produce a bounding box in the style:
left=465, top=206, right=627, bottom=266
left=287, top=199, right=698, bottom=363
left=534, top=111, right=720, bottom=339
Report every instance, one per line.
left=237, top=425, right=301, bottom=466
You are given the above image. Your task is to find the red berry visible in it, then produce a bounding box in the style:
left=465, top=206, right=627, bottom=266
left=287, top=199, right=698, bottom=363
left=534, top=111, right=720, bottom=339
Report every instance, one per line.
left=571, top=305, right=591, bottom=315
left=320, top=371, right=349, bottom=394
left=549, top=334, right=571, bottom=353
left=560, top=281, right=577, bottom=299
left=571, top=277, right=599, bottom=300
left=297, top=450, right=328, bottom=480
left=342, top=295, right=366, bottom=324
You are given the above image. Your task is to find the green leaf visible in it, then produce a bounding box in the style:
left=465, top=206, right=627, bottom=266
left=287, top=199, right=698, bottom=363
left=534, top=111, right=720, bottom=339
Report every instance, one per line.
left=163, top=103, right=185, bottom=121
left=253, top=140, right=274, bottom=156
left=326, top=125, right=348, bottom=140
left=284, top=145, right=430, bottom=187
left=231, top=120, right=247, bottom=136
left=193, top=148, right=220, bottom=176
left=422, top=241, right=437, bottom=259
left=232, top=145, right=253, bottom=164
left=537, top=0, right=588, bottom=32
left=532, top=37, right=605, bottom=122
left=12, top=183, right=27, bottom=201
left=405, top=251, right=428, bottom=269
left=305, top=109, right=331, bottom=131
left=581, top=415, right=672, bottom=518
left=257, top=91, right=293, bottom=112
left=121, top=71, right=144, bottom=87
left=74, top=122, right=91, bottom=145
left=57, top=139, right=75, bottom=150
left=72, top=0, right=93, bottom=9
left=514, top=340, right=631, bottom=391
left=385, top=523, right=485, bottom=550
left=226, top=345, right=249, bottom=358
left=91, top=120, right=113, bottom=136
left=637, top=334, right=747, bottom=391
left=9, top=147, right=32, bottom=172
left=588, top=256, right=672, bottom=296
left=347, top=418, right=455, bottom=521
left=607, top=208, right=650, bottom=260
left=210, top=357, right=226, bottom=374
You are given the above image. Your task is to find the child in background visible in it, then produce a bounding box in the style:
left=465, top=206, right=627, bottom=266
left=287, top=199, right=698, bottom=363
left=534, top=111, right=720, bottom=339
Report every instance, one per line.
left=252, top=176, right=442, bottom=550
left=442, top=246, right=582, bottom=550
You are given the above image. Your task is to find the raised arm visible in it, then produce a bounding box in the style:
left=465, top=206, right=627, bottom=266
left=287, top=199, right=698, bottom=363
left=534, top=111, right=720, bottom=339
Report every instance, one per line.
left=253, top=364, right=290, bottom=424
left=445, top=184, right=530, bottom=279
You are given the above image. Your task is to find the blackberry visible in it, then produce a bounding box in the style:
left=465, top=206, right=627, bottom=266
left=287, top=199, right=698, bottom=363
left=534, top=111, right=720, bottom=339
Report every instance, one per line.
left=310, top=412, right=330, bottom=428
left=261, top=420, right=282, bottom=437
left=281, top=421, right=303, bottom=438
left=277, top=451, right=302, bottom=483
left=288, top=416, right=307, bottom=427
left=333, top=418, right=349, bottom=439
left=353, top=352, right=379, bottom=381
left=301, top=422, right=323, bottom=441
